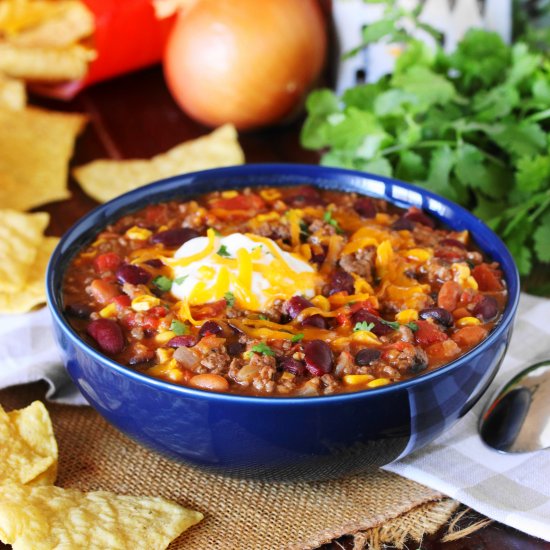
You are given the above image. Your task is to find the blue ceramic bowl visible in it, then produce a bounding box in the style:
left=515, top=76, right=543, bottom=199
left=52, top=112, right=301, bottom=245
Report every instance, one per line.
left=47, top=164, right=520, bottom=481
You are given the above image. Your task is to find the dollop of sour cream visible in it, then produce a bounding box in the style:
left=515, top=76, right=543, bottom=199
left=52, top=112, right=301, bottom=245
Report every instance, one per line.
left=169, top=230, right=319, bottom=311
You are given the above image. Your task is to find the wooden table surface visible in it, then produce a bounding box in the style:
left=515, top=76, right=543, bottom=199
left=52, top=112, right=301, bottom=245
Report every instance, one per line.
left=22, top=65, right=549, bottom=550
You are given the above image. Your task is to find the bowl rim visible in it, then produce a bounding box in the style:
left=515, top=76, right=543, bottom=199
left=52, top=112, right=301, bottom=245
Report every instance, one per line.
left=47, top=163, right=520, bottom=406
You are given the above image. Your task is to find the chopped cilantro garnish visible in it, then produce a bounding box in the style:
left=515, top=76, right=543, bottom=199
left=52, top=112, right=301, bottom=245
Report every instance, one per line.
left=217, top=244, right=231, bottom=257
left=353, top=321, right=375, bottom=332
left=224, top=291, right=235, bottom=307
left=174, top=275, right=188, bottom=285
left=251, top=342, right=275, bottom=356
left=259, top=314, right=268, bottom=320
left=170, top=319, right=188, bottom=336
left=407, top=321, right=419, bottom=332
left=291, top=333, right=304, bottom=343
left=380, top=319, right=400, bottom=330
left=323, top=210, right=344, bottom=234
left=152, top=275, right=172, bottom=292
left=299, top=220, right=310, bottom=236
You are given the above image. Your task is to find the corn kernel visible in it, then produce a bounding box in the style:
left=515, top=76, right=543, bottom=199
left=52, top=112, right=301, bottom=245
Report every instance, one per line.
left=221, top=190, right=238, bottom=198
left=311, top=295, right=331, bottom=312
left=368, top=378, right=390, bottom=388
left=375, top=213, right=391, bottom=225
left=156, top=348, right=174, bottom=363
left=281, top=372, right=295, bottom=381
left=155, top=330, right=176, bottom=344
left=300, top=244, right=312, bottom=260
left=260, top=189, right=281, bottom=201
left=456, top=316, right=481, bottom=327
left=166, top=368, right=185, bottom=382
left=396, top=309, right=419, bottom=324
left=404, top=248, right=432, bottom=262
left=131, top=295, right=160, bottom=311
left=99, top=303, right=117, bottom=318
left=125, top=226, right=152, bottom=240
left=343, top=374, right=374, bottom=386
left=352, top=331, right=380, bottom=345
left=465, top=276, right=479, bottom=290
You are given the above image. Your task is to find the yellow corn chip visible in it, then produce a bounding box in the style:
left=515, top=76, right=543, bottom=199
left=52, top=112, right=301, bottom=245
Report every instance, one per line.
left=0, top=42, right=95, bottom=81
left=0, top=401, right=58, bottom=487
left=5, top=1, right=94, bottom=48
left=74, top=124, right=245, bottom=203
left=0, top=106, right=87, bottom=210
left=0, top=236, right=59, bottom=314
left=0, top=210, right=49, bottom=293
left=0, top=484, right=203, bottom=550
left=0, top=73, right=26, bottom=110
left=0, top=0, right=69, bottom=35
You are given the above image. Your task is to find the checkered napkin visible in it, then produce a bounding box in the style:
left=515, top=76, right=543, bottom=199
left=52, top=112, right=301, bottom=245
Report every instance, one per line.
left=0, top=295, right=549, bottom=540
left=386, top=292, right=550, bottom=542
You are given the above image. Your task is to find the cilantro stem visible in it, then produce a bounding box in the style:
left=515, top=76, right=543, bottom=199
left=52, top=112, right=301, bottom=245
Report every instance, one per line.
left=528, top=194, right=550, bottom=224
left=379, top=140, right=455, bottom=156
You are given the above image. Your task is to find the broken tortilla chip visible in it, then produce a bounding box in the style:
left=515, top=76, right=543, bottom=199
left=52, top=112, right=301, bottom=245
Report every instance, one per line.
left=0, top=73, right=26, bottom=109
left=0, top=42, right=95, bottom=81
left=73, top=124, right=245, bottom=203
left=0, top=236, right=59, bottom=314
left=0, top=484, right=203, bottom=550
left=0, top=210, right=49, bottom=293
left=0, top=401, right=58, bottom=487
left=0, top=106, right=87, bottom=210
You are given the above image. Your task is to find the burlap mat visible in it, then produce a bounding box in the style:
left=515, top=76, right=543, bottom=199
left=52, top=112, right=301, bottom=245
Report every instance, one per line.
left=0, top=383, right=455, bottom=550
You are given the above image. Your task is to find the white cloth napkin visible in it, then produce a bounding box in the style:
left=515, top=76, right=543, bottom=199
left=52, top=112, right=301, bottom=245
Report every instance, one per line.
left=1, top=295, right=549, bottom=540
left=386, top=292, right=550, bottom=542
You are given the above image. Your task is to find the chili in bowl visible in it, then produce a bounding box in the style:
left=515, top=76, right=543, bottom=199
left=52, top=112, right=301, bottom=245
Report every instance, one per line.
left=47, top=164, right=520, bottom=481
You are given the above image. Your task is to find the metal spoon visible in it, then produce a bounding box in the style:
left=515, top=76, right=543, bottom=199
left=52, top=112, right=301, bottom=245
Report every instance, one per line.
left=479, top=359, right=550, bottom=453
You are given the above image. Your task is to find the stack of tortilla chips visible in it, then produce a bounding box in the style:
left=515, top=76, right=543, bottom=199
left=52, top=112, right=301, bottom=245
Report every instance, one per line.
left=0, top=401, right=203, bottom=548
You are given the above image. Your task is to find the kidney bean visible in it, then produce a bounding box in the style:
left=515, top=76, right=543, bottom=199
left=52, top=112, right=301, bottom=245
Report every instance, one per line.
left=116, top=264, right=151, bottom=285
left=227, top=341, right=245, bottom=356
left=65, top=303, right=92, bottom=319
left=284, top=296, right=313, bottom=319
left=439, top=238, right=466, bottom=249
left=279, top=357, right=305, bottom=376
left=419, top=307, right=454, bottom=327
left=391, top=217, right=414, bottom=231
left=301, top=314, right=327, bottom=329
left=328, top=269, right=355, bottom=295
left=145, top=259, right=163, bottom=268
left=87, top=319, right=125, bottom=354
left=472, top=295, right=498, bottom=321
left=167, top=335, right=198, bottom=348
left=151, top=227, right=200, bottom=248
left=354, top=197, right=377, bottom=218
left=351, top=309, right=393, bottom=336
left=404, top=207, right=435, bottom=228
left=310, top=246, right=327, bottom=266
left=304, top=340, right=333, bottom=376
left=198, top=320, right=223, bottom=338
left=355, top=348, right=381, bottom=366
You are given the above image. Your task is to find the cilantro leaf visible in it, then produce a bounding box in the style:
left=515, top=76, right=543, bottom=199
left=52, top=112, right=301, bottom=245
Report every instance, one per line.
left=534, top=213, right=550, bottom=263
left=353, top=321, right=375, bottom=332
left=224, top=291, right=235, bottom=307
left=380, top=319, right=400, bottom=330
left=323, top=210, right=344, bottom=233
left=291, top=333, right=304, bottom=343
left=152, top=275, right=172, bottom=292
left=251, top=342, right=275, bottom=356
left=217, top=245, right=231, bottom=257
left=170, top=319, right=188, bottom=336
left=516, top=155, right=550, bottom=194
left=406, top=322, right=419, bottom=332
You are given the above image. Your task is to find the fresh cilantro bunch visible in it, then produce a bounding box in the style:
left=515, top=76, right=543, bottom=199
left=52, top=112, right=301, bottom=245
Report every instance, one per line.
left=301, top=13, right=550, bottom=279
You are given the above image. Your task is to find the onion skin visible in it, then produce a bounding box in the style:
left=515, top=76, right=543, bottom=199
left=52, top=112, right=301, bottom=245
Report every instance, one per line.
left=163, top=0, right=327, bottom=130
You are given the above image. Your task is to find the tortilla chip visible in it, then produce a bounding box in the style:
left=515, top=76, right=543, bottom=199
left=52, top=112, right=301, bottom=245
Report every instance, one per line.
left=0, top=0, right=69, bottom=35
left=0, top=73, right=26, bottom=110
left=0, top=401, right=58, bottom=487
left=0, top=236, right=59, bottom=314
left=0, top=42, right=95, bottom=81
left=0, top=210, right=49, bottom=293
left=0, top=484, right=203, bottom=550
left=74, top=124, right=245, bottom=203
left=5, top=2, right=94, bottom=48
left=0, top=106, right=87, bottom=210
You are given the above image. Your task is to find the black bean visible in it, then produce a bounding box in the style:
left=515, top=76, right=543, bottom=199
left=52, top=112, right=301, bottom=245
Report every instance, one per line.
left=65, top=303, right=92, bottom=319
left=355, top=348, right=381, bottom=366
left=419, top=307, right=454, bottom=327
